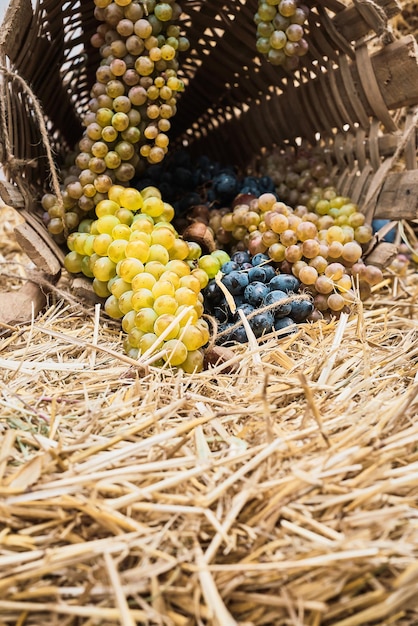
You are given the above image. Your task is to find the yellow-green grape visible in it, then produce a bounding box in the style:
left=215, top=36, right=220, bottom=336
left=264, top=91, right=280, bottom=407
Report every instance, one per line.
left=81, top=255, right=95, bottom=277
left=105, top=294, right=124, bottom=318
left=118, top=257, right=145, bottom=282
left=64, top=251, right=83, bottom=274
left=112, top=224, right=131, bottom=240
left=96, top=199, right=119, bottom=217
left=138, top=333, right=163, bottom=356
left=127, top=327, right=145, bottom=349
left=97, top=215, right=121, bottom=234
left=154, top=314, right=180, bottom=340
left=180, top=350, right=204, bottom=373
left=145, top=260, right=166, bottom=279
left=107, top=238, right=128, bottom=263
left=191, top=268, right=209, bottom=290
left=180, top=325, right=205, bottom=352
left=162, top=339, right=188, bottom=366
left=165, top=259, right=191, bottom=277
left=179, top=274, right=202, bottom=294
left=176, top=305, right=199, bottom=327
left=93, top=256, right=117, bottom=281
left=109, top=277, right=131, bottom=298
left=122, top=310, right=137, bottom=333
left=135, top=307, right=159, bottom=332
left=160, top=270, right=180, bottom=288
left=125, top=239, right=150, bottom=263
left=131, top=288, right=155, bottom=310
left=142, top=196, right=165, bottom=218
left=148, top=243, right=170, bottom=264
left=174, top=287, right=198, bottom=307
left=168, top=238, right=190, bottom=260
left=118, top=290, right=134, bottom=314
left=93, top=233, right=113, bottom=256
left=120, top=187, right=143, bottom=212
left=93, top=278, right=111, bottom=298
left=152, top=279, right=176, bottom=298
left=198, top=254, right=221, bottom=279
left=153, top=294, right=178, bottom=316
left=196, top=319, right=210, bottom=345
left=131, top=271, right=156, bottom=291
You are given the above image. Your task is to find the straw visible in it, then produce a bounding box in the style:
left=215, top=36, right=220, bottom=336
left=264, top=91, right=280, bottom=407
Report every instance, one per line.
left=1, top=206, right=418, bottom=624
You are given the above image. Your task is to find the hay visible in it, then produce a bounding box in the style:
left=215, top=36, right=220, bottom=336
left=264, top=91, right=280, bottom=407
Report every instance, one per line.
left=1, top=244, right=418, bottom=625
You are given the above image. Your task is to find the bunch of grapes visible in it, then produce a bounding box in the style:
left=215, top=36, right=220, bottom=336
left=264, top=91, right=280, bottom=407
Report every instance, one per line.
left=64, top=184, right=217, bottom=372
left=204, top=250, right=314, bottom=345
left=41, top=0, right=189, bottom=239
left=254, top=0, right=309, bottom=70
left=258, top=143, right=333, bottom=207
left=207, top=188, right=384, bottom=315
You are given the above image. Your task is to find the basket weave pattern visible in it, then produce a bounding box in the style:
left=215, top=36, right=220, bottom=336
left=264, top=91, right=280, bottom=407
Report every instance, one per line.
left=0, top=0, right=417, bottom=219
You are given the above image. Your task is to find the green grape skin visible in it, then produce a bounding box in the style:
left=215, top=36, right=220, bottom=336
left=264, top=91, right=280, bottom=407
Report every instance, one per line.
left=122, top=310, right=137, bottom=333
left=131, top=288, right=155, bottom=311
left=127, top=327, right=145, bottom=349
left=64, top=251, right=83, bottom=274
left=93, top=257, right=117, bottom=282
left=92, top=278, right=111, bottom=298
left=180, top=350, right=204, bottom=373
left=153, top=294, right=179, bottom=316
left=162, top=339, right=188, bottom=366
left=118, top=257, right=145, bottom=282
left=118, top=290, right=134, bottom=315
left=135, top=307, right=159, bottom=333
left=154, top=314, right=180, bottom=340
left=180, top=325, right=205, bottom=352
left=104, top=294, right=124, bottom=318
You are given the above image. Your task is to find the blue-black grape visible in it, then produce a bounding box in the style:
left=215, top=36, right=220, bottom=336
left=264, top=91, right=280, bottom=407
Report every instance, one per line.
left=204, top=281, right=224, bottom=305
left=274, top=316, right=297, bottom=335
left=251, top=253, right=270, bottom=267
left=213, top=306, right=229, bottom=323
left=244, top=282, right=270, bottom=307
left=231, top=250, right=252, bottom=265
left=232, top=325, right=250, bottom=343
left=268, top=274, right=300, bottom=293
left=249, top=311, right=275, bottom=338
left=263, top=265, right=276, bottom=282
left=222, top=271, right=249, bottom=295
left=221, top=261, right=239, bottom=274
left=234, top=302, right=255, bottom=320
left=213, top=173, right=239, bottom=202
left=290, top=299, right=314, bottom=322
left=248, top=266, right=268, bottom=283
left=264, top=290, right=292, bottom=317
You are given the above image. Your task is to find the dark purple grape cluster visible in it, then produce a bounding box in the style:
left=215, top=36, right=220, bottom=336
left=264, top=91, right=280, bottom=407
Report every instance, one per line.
left=203, top=251, right=314, bottom=345
left=134, top=150, right=276, bottom=217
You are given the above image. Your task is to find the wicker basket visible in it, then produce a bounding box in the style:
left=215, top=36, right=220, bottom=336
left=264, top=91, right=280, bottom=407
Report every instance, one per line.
left=0, top=0, right=417, bottom=278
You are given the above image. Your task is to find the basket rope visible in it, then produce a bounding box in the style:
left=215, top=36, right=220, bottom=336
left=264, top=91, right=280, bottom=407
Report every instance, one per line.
left=0, top=61, right=63, bottom=211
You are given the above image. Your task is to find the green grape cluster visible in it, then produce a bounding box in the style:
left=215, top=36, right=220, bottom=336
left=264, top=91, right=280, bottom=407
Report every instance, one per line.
left=41, top=0, right=189, bottom=238
left=64, top=183, right=212, bottom=372
left=254, top=0, right=309, bottom=70
left=208, top=188, right=383, bottom=316
left=259, top=143, right=334, bottom=207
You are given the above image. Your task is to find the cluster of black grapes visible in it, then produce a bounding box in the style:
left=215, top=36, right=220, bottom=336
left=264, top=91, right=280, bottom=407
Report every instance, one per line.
left=134, top=150, right=276, bottom=217
left=203, top=251, right=313, bottom=345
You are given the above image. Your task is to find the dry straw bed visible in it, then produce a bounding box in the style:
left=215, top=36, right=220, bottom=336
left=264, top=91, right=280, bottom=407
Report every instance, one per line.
left=1, top=239, right=418, bottom=625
